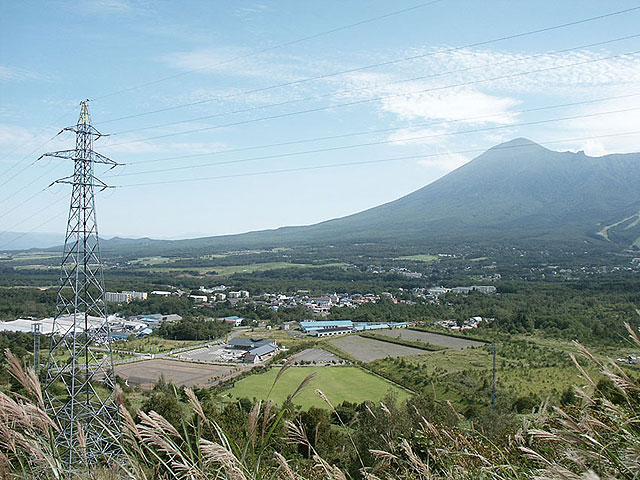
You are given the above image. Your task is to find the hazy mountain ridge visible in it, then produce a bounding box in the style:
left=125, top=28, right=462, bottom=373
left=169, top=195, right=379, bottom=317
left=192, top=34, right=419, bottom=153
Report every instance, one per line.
left=92, top=138, right=640, bottom=253
left=6, top=138, right=640, bottom=254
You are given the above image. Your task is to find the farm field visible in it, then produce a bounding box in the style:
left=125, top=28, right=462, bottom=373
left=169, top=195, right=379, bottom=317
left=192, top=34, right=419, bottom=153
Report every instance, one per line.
left=226, top=366, right=411, bottom=409
left=329, top=335, right=428, bottom=362
left=289, top=348, right=342, bottom=364
left=114, top=359, right=243, bottom=388
left=376, top=329, right=486, bottom=349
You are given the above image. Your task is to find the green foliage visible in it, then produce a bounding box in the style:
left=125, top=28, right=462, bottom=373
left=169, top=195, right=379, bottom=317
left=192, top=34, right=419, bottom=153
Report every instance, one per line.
left=156, top=318, right=231, bottom=341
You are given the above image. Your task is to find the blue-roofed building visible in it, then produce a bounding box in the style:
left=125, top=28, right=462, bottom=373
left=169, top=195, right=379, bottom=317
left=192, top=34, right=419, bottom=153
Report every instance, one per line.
left=388, top=322, right=409, bottom=328
left=137, top=327, right=153, bottom=338
left=353, top=322, right=389, bottom=331
left=110, top=331, right=130, bottom=341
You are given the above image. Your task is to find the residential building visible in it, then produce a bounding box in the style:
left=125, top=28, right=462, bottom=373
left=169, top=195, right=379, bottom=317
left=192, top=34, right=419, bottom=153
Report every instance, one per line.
left=217, top=316, right=244, bottom=327
left=122, top=290, right=147, bottom=301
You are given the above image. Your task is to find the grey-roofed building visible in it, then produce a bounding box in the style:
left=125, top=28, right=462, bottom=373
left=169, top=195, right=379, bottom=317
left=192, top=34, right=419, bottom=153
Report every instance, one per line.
left=244, top=343, right=279, bottom=363
left=229, top=337, right=273, bottom=351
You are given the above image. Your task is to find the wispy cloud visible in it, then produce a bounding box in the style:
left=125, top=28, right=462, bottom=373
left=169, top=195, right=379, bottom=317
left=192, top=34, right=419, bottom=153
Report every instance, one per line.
left=380, top=88, right=520, bottom=124
left=0, top=65, right=44, bottom=83
left=234, top=3, right=269, bottom=18
left=417, top=151, right=471, bottom=171
left=71, top=0, right=145, bottom=15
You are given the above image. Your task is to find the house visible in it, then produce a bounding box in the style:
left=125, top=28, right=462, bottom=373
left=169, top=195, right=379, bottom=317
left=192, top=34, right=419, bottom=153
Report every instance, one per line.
left=190, top=294, right=208, bottom=302
left=217, top=316, right=244, bottom=327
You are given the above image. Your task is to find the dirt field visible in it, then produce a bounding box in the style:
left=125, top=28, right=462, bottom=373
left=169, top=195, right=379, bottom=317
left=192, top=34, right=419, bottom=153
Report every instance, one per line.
left=114, top=359, right=242, bottom=389
left=329, top=335, right=427, bottom=362
left=175, top=345, right=246, bottom=362
left=289, top=348, right=342, bottom=364
left=375, top=329, right=485, bottom=349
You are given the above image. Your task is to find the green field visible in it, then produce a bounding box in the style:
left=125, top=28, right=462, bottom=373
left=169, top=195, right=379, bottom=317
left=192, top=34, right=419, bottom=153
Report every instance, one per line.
left=149, top=262, right=348, bottom=276
left=395, top=254, right=438, bottom=262
left=113, top=336, right=204, bottom=353
left=226, top=366, right=412, bottom=409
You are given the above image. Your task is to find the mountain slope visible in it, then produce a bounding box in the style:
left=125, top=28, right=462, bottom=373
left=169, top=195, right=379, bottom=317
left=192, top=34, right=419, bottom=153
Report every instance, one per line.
left=97, top=138, right=640, bottom=253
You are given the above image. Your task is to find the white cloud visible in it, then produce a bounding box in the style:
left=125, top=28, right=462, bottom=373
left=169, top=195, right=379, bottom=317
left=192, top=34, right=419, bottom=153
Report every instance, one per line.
left=554, top=93, right=640, bottom=155
left=417, top=152, right=471, bottom=171
left=159, top=48, right=314, bottom=83
left=387, top=127, right=452, bottom=146
left=234, top=3, right=269, bottom=18
left=0, top=65, right=43, bottom=83
left=380, top=88, right=520, bottom=124
left=322, top=47, right=640, bottom=127
left=72, top=0, right=147, bottom=15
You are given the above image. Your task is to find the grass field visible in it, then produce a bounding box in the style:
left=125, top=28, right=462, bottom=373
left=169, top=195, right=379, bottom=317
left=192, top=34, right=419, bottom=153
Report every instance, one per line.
left=226, top=366, right=412, bottom=409
left=148, top=262, right=348, bottom=276
left=395, top=254, right=438, bottom=262
left=113, top=336, right=204, bottom=353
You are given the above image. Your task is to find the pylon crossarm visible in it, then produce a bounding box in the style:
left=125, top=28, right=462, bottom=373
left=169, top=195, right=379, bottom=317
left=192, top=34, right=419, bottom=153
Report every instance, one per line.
left=62, top=124, right=105, bottom=138
left=92, top=151, right=119, bottom=166
left=39, top=149, right=76, bottom=161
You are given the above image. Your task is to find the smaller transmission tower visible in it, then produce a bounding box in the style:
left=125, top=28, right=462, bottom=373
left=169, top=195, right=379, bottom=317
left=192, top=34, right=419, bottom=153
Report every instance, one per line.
left=32, top=322, right=41, bottom=373
left=40, top=101, right=121, bottom=470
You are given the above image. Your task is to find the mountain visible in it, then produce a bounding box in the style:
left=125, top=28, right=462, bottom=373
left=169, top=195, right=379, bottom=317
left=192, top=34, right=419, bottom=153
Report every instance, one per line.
left=288, top=138, right=640, bottom=246
left=81, top=139, right=640, bottom=254
left=0, top=232, right=64, bottom=251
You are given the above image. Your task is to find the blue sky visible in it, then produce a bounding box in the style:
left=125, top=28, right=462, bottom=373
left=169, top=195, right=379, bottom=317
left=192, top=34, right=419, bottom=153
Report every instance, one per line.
left=2, top=0, right=640, bottom=240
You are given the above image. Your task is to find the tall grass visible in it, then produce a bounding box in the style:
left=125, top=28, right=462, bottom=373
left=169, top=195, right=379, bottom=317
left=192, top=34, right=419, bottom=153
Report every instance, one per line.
left=1, top=323, right=639, bottom=480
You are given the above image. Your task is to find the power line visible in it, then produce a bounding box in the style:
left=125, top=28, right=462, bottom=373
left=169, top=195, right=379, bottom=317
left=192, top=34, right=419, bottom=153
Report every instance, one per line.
left=0, top=192, right=67, bottom=246
left=119, top=91, right=640, bottom=167
left=107, top=106, right=640, bottom=178
left=114, top=130, right=640, bottom=188
left=0, top=209, right=67, bottom=252
left=101, top=49, right=640, bottom=148
left=0, top=132, right=65, bottom=190
left=104, top=33, right=640, bottom=137
left=95, top=5, right=640, bottom=125
left=90, top=0, right=446, bottom=101
left=0, top=104, right=75, bottom=168
left=0, top=187, right=52, bottom=222
left=0, top=162, right=61, bottom=209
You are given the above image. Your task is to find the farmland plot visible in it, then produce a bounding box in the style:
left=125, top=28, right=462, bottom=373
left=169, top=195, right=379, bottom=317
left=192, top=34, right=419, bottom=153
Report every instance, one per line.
left=376, top=329, right=485, bottom=349
left=329, top=335, right=427, bottom=362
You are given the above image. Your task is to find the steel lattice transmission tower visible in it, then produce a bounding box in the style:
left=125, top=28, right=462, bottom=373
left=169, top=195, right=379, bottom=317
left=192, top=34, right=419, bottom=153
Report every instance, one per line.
left=40, top=100, right=121, bottom=469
